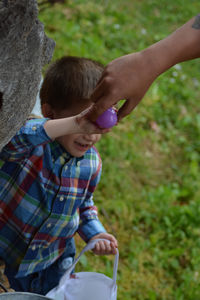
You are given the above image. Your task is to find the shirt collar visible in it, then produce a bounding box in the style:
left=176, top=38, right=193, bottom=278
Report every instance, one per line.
left=50, top=140, right=84, bottom=165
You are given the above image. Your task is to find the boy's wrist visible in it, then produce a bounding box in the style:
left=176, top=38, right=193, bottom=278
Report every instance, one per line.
left=44, top=116, right=83, bottom=139
left=68, top=116, right=82, bottom=134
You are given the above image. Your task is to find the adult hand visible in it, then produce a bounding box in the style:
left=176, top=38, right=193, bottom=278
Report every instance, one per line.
left=89, top=16, right=200, bottom=123
left=89, top=51, right=158, bottom=122
left=76, top=104, right=110, bottom=134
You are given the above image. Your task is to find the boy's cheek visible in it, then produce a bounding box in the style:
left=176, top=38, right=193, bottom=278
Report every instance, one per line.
left=95, top=134, right=101, bottom=142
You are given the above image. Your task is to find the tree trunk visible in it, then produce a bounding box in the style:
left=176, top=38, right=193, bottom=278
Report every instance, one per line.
left=0, top=0, right=55, bottom=150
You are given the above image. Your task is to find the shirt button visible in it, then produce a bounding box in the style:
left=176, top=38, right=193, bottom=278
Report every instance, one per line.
left=60, top=157, right=65, bottom=165
left=77, top=161, right=81, bottom=166
left=32, top=245, right=36, bottom=251
left=60, top=196, right=64, bottom=201
left=65, top=165, right=68, bottom=171
left=47, top=223, right=52, bottom=228
left=32, top=126, right=37, bottom=131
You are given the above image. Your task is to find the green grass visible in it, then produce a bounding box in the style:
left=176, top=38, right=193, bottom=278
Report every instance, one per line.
left=38, top=1, right=200, bottom=299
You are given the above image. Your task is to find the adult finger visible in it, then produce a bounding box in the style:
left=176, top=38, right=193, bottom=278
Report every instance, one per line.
left=117, top=98, right=139, bottom=121
left=90, top=78, right=106, bottom=104
left=88, top=95, right=120, bottom=122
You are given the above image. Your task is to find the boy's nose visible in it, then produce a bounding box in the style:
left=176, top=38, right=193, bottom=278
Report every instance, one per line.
left=83, top=133, right=97, bottom=142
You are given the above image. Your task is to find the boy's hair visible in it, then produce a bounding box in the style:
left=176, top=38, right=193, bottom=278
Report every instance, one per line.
left=40, top=56, right=104, bottom=110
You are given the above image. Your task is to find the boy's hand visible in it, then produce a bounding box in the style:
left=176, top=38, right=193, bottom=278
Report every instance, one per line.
left=76, top=105, right=110, bottom=135
left=89, top=233, right=118, bottom=255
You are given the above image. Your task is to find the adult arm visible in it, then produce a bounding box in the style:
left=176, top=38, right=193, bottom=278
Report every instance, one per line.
left=89, top=15, right=200, bottom=121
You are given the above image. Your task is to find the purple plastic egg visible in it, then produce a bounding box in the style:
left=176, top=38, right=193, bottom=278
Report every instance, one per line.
left=95, top=107, right=118, bottom=129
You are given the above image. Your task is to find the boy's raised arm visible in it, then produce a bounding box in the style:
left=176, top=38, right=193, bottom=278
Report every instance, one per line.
left=43, top=107, right=108, bottom=140
left=44, top=116, right=80, bottom=139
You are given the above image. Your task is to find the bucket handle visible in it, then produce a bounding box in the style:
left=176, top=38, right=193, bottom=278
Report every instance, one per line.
left=59, top=238, right=119, bottom=287
left=0, top=282, right=8, bottom=293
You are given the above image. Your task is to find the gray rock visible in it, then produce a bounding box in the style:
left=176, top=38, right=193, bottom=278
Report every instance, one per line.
left=0, top=0, right=55, bottom=150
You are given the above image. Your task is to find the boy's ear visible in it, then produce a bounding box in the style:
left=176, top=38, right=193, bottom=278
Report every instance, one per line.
left=41, top=103, right=54, bottom=119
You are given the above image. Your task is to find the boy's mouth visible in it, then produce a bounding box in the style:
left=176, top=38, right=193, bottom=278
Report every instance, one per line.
left=74, top=141, right=92, bottom=151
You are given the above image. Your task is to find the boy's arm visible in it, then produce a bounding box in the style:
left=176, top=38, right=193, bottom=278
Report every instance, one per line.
left=77, top=151, right=118, bottom=255
left=1, top=108, right=106, bottom=161
left=77, top=159, right=106, bottom=242
left=43, top=116, right=79, bottom=139
left=1, top=118, right=52, bottom=161
left=43, top=106, right=108, bottom=140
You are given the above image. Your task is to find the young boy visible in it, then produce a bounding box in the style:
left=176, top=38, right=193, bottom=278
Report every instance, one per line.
left=0, top=56, right=118, bottom=295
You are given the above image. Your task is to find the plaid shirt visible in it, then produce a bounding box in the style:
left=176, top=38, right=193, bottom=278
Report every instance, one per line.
left=0, top=118, right=105, bottom=278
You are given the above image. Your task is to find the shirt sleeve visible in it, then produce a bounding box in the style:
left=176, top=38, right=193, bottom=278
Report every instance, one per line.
left=0, top=118, right=51, bottom=161
left=77, top=155, right=106, bottom=242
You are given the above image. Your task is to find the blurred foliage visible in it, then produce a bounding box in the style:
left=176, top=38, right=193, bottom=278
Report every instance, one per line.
left=39, top=1, right=200, bottom=299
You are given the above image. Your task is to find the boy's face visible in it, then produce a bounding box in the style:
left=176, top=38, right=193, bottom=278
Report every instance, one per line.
left=51, top=104, right=101, bottom=158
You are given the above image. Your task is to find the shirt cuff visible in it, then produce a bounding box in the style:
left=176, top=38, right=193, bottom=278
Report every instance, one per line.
left=22, top=118, right=52, bottom=146
left=78, top=219, right=106, bottom=242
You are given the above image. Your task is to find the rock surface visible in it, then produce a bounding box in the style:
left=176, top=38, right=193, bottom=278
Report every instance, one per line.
left=0, top=0, right=55, bottom=150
